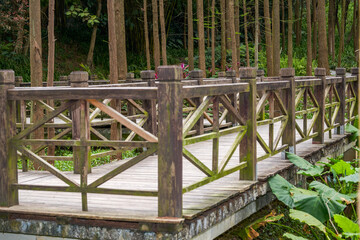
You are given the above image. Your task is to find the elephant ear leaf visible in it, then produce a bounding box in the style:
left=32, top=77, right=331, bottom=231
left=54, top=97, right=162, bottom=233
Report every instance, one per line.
left=286, top=152, right=324, bottom=176
left=289, top=209, right=327, bottom=235
left=333, top=214, right=360, bottom=238
left=283, top=232, right=309, bottom=240
left=268, top=174, right=295, bottom=208
left=331, top=160, right=355, bottom=176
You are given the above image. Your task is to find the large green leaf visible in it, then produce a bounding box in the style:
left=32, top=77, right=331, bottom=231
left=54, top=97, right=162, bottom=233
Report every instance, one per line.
left=297, top=166, right=324, bottom=177
left=291, top=188, right=330, bottom=223
left=291, top=187, right=346, bottom=223
left=289, top=209, right=327, bottom=234
left=331, top=160, right=355, bottom=176
left=268, top=175, right=295, bottom=208
left=339, top=173, right=359, bottom=183
left=286, top=152, right=324, bottom=176
left=309, top=181, right=353, bottom=203
left=283, top=233, right=309, bottom=240
left=334, top=214, right=360, bottom=238
left=345, top=124, right=359, bottom=142
left=286, top=152, right=313, bottom=170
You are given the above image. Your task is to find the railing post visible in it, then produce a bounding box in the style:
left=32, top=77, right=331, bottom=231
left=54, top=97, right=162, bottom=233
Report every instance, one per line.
left=0, top=70, right=18, bottom=207
left=157, top=65, right=183, bottom=218
left=313, top=68, right=326, bottom=144
left=239, top=67, right=257, bottom=181
left=256, top=69, right=265, bottom=82
left=141, top=70, right=157, bottom=135
left=226, top=70, right=237, bottom=125
left=281, top=68, right=296, bottom=157
left=336, top=68, right=346, bottom=134
left=351, top=68, right=359, bottom=120
left=126, top=72, right=135, bottom=83
left=218, top=72, right=226, bottom=78
left=190, top=70, right=204, bottom=135
left=70, top=71, right=90, bottom=175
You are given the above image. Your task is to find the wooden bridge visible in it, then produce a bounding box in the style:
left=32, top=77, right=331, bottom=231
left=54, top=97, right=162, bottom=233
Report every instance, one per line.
left=0, top=66, right=358, bottom=239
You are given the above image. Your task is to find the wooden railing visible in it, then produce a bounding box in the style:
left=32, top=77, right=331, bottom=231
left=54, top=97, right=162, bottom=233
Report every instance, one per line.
left=0, top=66, right=358, bottom=218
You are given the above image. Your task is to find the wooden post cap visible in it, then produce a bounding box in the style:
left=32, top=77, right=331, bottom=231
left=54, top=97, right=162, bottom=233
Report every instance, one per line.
left=280, top=68, right=295, bottom=77
left=257, top=69, right=265, bottom=77
left=127, top=72, right=135, bottom=79
left=314, top=68, right=326, bottom=76
left=140, top=70, right=155, bottom=79
left=239, top=67, right=257, bottom=78
left=335, top=68, right=346, bottom=75
left=69, top=71, right=88, bottom=87
left=0, top=70, right=15, bottom=85
left=226, top=70, right=236, bottom=78
left=351, top=68, right=359, bottom=75
left=189, top=70, right=203, bottom=79
left=157, top=65, right=183, bottom=81
left=218, top=72, right=226, bottom=77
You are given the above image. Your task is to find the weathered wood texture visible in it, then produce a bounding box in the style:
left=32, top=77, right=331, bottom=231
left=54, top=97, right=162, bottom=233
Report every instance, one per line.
left=0, top=66, right=358, bottom=220
left=0, top=70, right=18, bottom=207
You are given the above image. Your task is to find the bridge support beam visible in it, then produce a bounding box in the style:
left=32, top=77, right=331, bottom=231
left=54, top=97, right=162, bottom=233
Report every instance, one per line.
left=157, top=65, right=183, bottom=218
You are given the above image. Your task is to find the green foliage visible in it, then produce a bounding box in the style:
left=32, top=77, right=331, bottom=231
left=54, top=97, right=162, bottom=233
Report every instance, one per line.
left=66, top=4, right=100, bottom=27
left=286, top=152, right=324, bottom=177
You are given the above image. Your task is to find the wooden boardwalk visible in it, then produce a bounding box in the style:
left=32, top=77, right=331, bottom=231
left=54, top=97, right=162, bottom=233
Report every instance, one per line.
left=2, top=121, right=346, bottom=222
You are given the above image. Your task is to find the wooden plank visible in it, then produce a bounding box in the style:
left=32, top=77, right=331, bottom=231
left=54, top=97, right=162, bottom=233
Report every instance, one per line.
left=13, top=100, right=76, bottom=140
left=17, top=146, right=79, bottom=188
left=183, top=96, right=212, bottom=137
left=87, top=99, right=158, bottom=143
left=182, top=83, right=249, bottom=98
left=8, top=87, right=158, bottom=100
left=182, top=148, right=213, bottom=177
left=89, top=147, right=157, bottom=188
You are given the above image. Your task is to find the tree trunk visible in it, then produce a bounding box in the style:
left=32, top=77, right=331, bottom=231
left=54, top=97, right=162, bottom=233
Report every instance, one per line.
left=306, top=0, right=312, bottom=75
left=30, top=0, right=44, bottom=169
left=235, top=0, right=240, bottom=65
left=264, top=0, right=273, bottom=76
left=184, top=7, right=187, bottom=50
left=337, top=0, right=346, bottom=66
left=107, top=0, right=118, bottom=83
left=272, top=0, right=280, bottom=76
left=243, top=0, right=250, bottom=67
left=144, top=0, right=151, bottom=70
left=328, top=0, right=335, bottom=60
left=197, top=0, right=206, bottom=76
left=229, top=0, right=238, bottom=74
left=295, top=0, right=301, bottom=46
left=14, top=21, right=25, bottom=53
left=188, top=0, right=194, bottom=70
left=317, top=0, right=329, bottom=73
left=46, top=0, right=56, bottom=160
left=86, top=0, right=102, bottom=69
left=152, top=0, right=161, bottom=71
left=225, top=0, right=231, bottom=49
left=255, top=0, right=259, bottom=67
left=312, top=0, right=317, bottom=59
left=281, top=0, right=285, bottom=50
left=220, top=0, right=226, bottom=70
left=115, top=0, right=127, bottom=79
left=159, top=0, right=167, bottom=65
left=211, top=0, right=216, bottom=75
left=288, top=0, right=293, bottom=67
